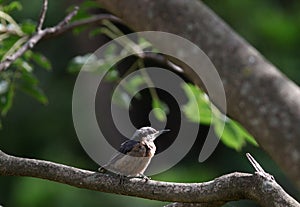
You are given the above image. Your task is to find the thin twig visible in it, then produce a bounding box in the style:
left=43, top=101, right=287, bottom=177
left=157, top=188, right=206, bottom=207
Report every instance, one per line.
left=1, top=36, right=28, bottom=61
left=246, top=152, right=275, bottom=181
left=57, top=6, right=79, bottom=28
left=36, top=0, right=48, bottom=32
left=0, top=11, right=126, bottom=72
left=99, top=20, right=184, bottom=75
left=138, top=59, right=160, bottom=101
left=0, top=10, right=24, bottom=36
left=246, top=153, right=265, bottom=173
left=43, top=13, right=124, bottom=39
left=0, top=6, right=181, bottom=76
left=142, top=53, right=183, bottom=73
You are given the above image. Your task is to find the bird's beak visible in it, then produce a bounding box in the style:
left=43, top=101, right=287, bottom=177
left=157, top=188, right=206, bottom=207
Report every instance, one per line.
left=155, top=129, right=171, bottom=138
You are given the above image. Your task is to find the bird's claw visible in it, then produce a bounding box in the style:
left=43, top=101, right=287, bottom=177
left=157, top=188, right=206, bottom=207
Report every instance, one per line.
left=137, top=173, right=151, bottom=182
left=118, top=174, right=126, bottom=185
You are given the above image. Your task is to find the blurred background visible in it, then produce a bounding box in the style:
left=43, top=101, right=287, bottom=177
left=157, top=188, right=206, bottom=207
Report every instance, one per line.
left=0, top=0, right=300, bottom=206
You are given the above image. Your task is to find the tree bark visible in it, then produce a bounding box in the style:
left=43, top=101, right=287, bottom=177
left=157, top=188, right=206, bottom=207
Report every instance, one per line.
left=0, top=150, right=299, bottom=206
left=96, top=0, right=300, bottom=189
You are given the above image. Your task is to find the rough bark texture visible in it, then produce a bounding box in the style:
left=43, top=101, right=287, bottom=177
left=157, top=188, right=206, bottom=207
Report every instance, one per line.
left=0, top=150, right=299, bottom=206
left=96, top=0, right=300, bottom=189
left=164, top=203, right=224, bottom=207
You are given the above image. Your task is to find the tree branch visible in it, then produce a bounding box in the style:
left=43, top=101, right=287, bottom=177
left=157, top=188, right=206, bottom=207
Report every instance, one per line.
left=0, top=2, right=125, bottom=72
left=164, top=202, right=224, bottom=207
left=44, top=13, right=124, bottom=38
left=0, top=5, right=79, bottom=71
left=1, top=1, right=299, bottom=204
left=0, top=150, right=298, bottom=206
left=95, top=0, right=300, bottom=189
left=36, top=0, right=48, bottom=32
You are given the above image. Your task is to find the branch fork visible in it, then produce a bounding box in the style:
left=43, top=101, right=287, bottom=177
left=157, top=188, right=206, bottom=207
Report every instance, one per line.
left=0, top=0, right=79, bottom=71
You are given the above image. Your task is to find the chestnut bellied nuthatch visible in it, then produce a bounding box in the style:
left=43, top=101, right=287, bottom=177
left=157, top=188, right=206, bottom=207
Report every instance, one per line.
left=98, top=127, right=170, bottom=178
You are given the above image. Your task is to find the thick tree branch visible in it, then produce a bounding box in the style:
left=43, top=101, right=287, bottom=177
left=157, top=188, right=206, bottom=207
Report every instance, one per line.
left=96, top=0, right=300, bottom=189
left=0, top=150, right=299, bottom=206
left=164, top=202, right=224, bottom=207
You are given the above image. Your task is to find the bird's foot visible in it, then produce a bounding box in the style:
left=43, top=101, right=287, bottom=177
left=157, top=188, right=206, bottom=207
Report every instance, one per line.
left=136, top=173, right=151, bottom=182
left=118, top=174, right=126, bottom=185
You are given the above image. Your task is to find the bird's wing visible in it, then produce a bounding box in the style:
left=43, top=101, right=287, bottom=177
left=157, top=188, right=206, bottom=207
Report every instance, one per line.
left=119, top=139, right=139, bottom=154
left=104, top=139, right=139, bottom=166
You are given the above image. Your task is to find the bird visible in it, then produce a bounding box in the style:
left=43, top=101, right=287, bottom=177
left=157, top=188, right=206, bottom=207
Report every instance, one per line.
left=98, top=127, right=170, bottom=179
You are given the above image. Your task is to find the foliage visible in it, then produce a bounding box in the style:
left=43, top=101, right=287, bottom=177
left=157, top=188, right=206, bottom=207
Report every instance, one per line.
left=1, top=1, right=257, bottom=151
left=67, top=20, right=257, bottom=150
left=182, top=84, right=257, bottom=150
left=1, top=0, right=300, bottom=206
left=0, top=1, right=51, bottom=127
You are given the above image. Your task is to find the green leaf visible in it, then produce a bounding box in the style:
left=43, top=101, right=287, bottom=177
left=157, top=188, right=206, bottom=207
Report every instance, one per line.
left=182, top=83, right=257, bottom=150
left=214, top=116, right=246, bottom=151
left=31, top=52, right=52, bottom=71
left=89, top=28, right=104, bottom=37
left=21, top=20, right=36, bottom=34
left=72, top=26, right=89, bottom=36
left=122, top=75, right=144, bottom=97
left=80, top=0, right=101, bottom=9
left=21, top=61, right=33, bottom=72
left=0, top=71, right=14, bottom=116
left=67, top=54, right=114, bottom=75
left=13, top=58, right=33, bottom=72
left=105, top=69, right=119, bottom=81
left=111, top=75, right=145, bottom=108
left=23, top=50, right=33, bottom=60
left=138, top=37, right=153, bottom=50
left=182, top=83, right=212, bottom=124
left=0, top=36, right=20, bottom=54
left=0, top=80, right=9, bottom=95
left=68, top=43, right=121, bottom=74
left=1, top=82, right=15, bottom=116
left=3, top=1, right=22, bottom=12
left=152, top=98, right=169, bottom=122
left=68, top=53, right=117, bottom=75
left=111, top=89, right=131, bottom=108
left=17, top=69, right=48, bottom=104
left=19, top=69, right=38, bottom=85
left=67, top=53, right=93, bottom=74
left=68, top=1, right=102, bottom=35
left=20, top=85, right=48, bottom=104
left=213, top=114, right=258, bottom=150
left=68, top=7, right=89, bottom=22
left=230, top=120, right=258, bottom=146
left=104, top=44, right=117, bottom=58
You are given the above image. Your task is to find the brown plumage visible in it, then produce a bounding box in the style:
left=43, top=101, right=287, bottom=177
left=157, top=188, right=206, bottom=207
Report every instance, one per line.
left=98, top=127, right=169, bottom=177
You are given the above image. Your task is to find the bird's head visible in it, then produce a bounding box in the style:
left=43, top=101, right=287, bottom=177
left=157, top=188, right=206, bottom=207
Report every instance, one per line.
left=132, top=127, right=170, bottom=142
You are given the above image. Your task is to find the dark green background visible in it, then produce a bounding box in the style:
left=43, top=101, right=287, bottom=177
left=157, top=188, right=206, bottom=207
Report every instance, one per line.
left=0, top=0, right=299, bottom=206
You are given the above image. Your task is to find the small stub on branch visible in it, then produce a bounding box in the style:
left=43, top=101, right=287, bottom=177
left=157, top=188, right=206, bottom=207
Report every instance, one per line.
left=246, top=152, right=275, bottom=181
